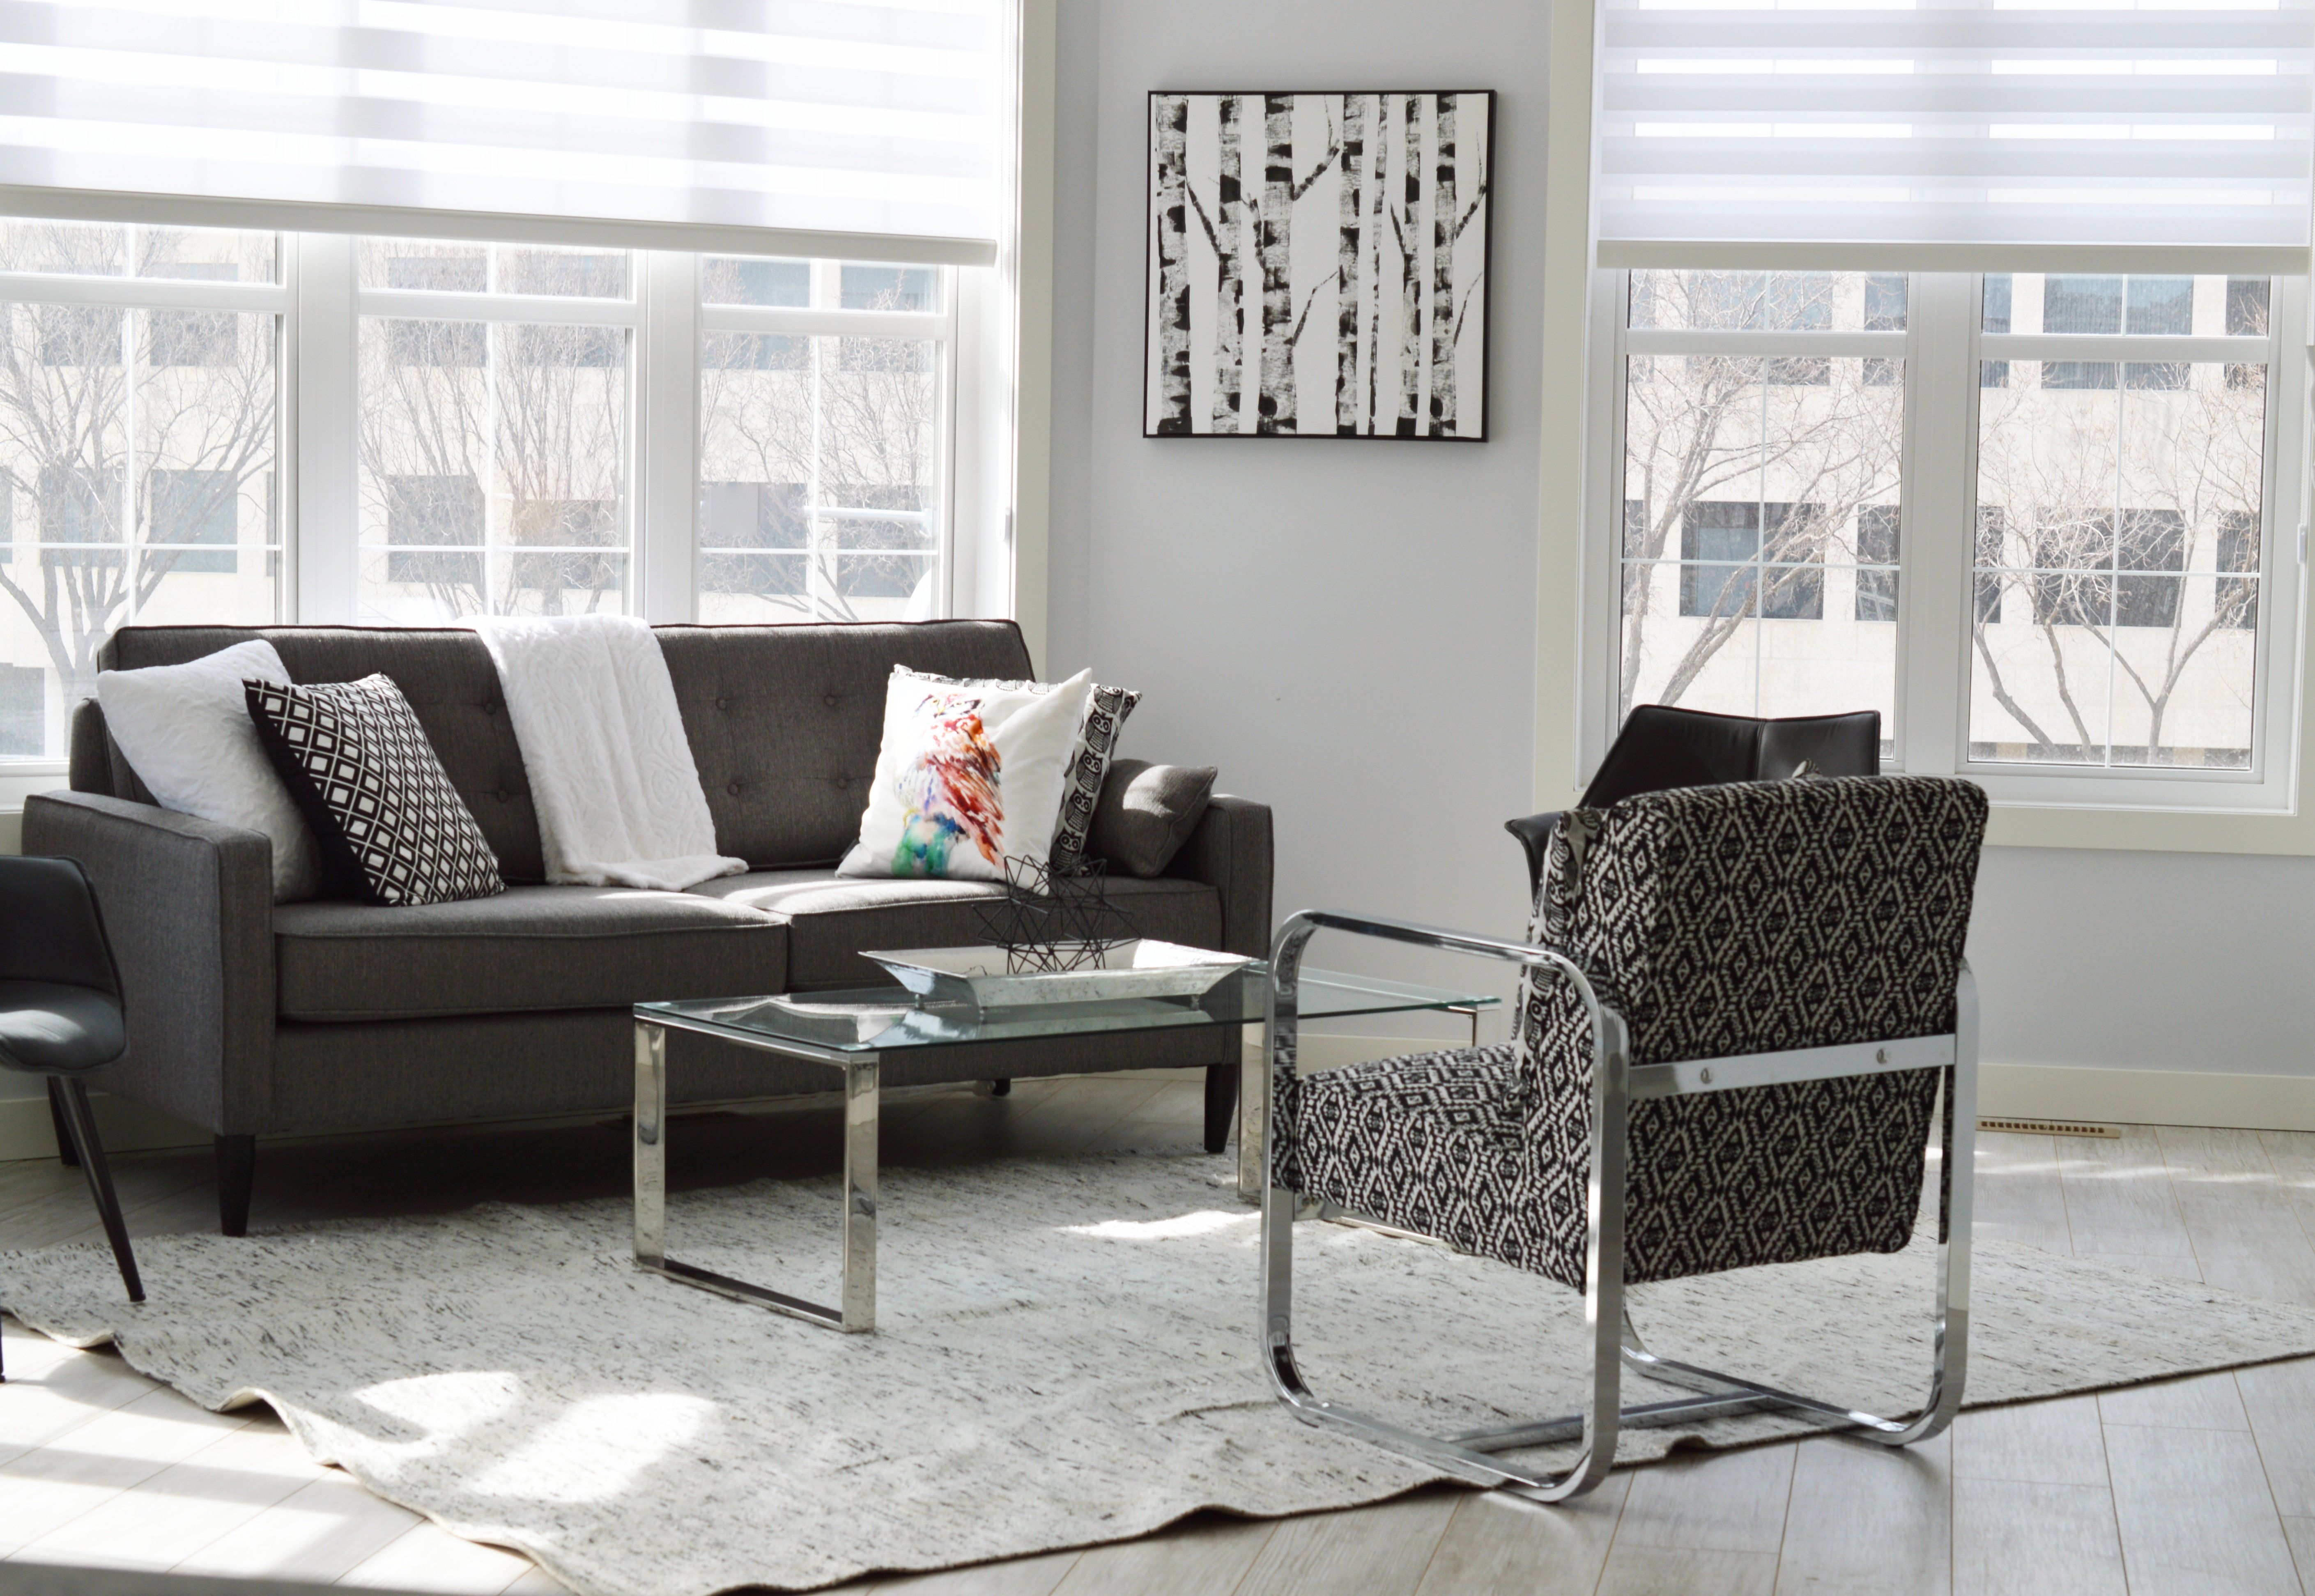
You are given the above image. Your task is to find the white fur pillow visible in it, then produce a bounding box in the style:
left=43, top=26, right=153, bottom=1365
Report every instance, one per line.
left=95, top=639, right=321, bottom=901
left=839, top=667, right=1094, bottom=881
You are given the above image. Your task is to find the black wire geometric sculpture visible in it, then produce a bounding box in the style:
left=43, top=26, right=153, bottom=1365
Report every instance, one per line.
left=973, top=854, right=1136, bottom=974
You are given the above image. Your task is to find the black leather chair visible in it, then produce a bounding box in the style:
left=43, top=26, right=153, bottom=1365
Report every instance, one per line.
left=0, top=857, right=145, bottom=1380
left=1506, top=705, right=1881, bottom=896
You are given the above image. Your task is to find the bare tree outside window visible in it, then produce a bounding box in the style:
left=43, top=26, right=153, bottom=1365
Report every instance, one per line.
left=1619, top=269, right=2271, bottom=773
left=699, top=259, right=942, bottom=624
left=1972, top=304, right=2267, bottom=768
left=357, top=308, right=629, bottom=621
left=1618, top=271, right=1903, bottom=728
left=0, top=222, right=279, bottom=757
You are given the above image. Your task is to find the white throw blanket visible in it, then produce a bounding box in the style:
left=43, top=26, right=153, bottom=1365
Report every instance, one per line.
left=466, top=614, right=746, bottom=891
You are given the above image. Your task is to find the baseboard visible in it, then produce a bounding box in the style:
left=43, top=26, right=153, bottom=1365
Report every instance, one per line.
left=1973, top=1062, right=2315, bottom=1133
left=1244, top=1034, right=2315, bottom=1133
left=0, top=1090, right=209, bottom=1163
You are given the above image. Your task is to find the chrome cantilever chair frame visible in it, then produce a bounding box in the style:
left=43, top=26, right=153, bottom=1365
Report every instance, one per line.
left=1258, top=907, right=1979, bottom=1502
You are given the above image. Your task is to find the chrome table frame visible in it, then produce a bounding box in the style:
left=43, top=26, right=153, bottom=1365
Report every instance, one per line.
left=1257, top=908, right=1977, bottom=1502
left=632, top=1015, right=878, bottom=1333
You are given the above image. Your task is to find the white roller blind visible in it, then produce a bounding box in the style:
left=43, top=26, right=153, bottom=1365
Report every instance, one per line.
left=1598, top=0, right=2315, bottom=271
left=0, top=0, right=1008, bottom=265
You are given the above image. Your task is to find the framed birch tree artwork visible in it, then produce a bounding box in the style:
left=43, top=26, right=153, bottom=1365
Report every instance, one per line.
left=1145, top=90, right=1492, bottom=441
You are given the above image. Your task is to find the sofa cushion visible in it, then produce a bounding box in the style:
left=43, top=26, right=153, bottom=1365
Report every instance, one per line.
left=274, top=885, right=787, bottom=1021
left=687, top=868, right=1225, bottom=991
left=655, top=621, right=1035, bottom=869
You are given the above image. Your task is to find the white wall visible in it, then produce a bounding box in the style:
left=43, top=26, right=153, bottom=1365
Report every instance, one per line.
left=1041, top=0, right=2315, bottom=1099
left=1048, top=0, right=1550, bottom=1016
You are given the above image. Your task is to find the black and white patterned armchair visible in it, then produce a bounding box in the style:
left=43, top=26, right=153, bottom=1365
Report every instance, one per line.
left=1257, top=774, right=1989, bottom=1500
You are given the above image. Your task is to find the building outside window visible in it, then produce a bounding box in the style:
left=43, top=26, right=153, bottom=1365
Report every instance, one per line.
left=1606, top=267, right=2288, bottom=799
left=697, top=258, right=952, bottom=626
left=1619, top=273, right=1905, bottom=739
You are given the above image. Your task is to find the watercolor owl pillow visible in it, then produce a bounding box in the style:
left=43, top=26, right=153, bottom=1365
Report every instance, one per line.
left=839, top=666, right=1096, bottom=881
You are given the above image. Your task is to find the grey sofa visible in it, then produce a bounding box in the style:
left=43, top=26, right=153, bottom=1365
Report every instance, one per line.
left=22, top=621, right=1274, bottom=1234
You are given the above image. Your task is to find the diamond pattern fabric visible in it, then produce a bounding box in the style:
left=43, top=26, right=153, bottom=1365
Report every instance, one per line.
left=1278, top=775, right=1988, bottom=1291
left=246, top=675, right=505, bottom=908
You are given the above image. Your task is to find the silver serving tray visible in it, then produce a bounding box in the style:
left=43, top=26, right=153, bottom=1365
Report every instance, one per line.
left=862, top=939, right=1253, bottom=1010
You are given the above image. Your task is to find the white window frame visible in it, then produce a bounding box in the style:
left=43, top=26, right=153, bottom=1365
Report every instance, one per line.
left=0, top=230, right=1009, bottom=809
left=0, top=251, right=292, bottom=786
left=692, top=260, right=960, bottom=628
left=1580, top=266, right=2310, bottom=817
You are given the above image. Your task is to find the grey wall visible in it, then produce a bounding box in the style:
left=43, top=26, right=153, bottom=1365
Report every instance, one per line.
left=1048, top=0, right=1550, bottom=1013
left=1968, top=848, right=2315, bottom=1076
left=1043, top=0, right=2315, bottom=1080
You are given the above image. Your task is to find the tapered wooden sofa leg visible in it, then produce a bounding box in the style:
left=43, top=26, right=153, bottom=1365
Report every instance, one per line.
left=216, top=1134, right=255, bottom=1237
left=1204, top=1061, right=1236, bottom=1154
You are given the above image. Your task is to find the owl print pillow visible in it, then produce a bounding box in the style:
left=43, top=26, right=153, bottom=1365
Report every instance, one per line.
left=838, top=666, right=1095, bottom=881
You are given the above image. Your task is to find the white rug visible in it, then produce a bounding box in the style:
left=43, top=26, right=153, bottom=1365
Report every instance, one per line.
left=7, top=1151, right=2315, bottom=1595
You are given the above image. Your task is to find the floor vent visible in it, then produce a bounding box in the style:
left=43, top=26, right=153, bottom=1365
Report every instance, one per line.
left=1978, top=1117, right=2120, bottom=1139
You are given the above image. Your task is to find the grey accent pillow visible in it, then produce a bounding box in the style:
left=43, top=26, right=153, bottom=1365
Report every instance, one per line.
left=1087, top=759, right=1216, bottom=878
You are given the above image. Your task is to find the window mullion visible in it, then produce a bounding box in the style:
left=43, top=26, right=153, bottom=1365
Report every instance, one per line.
left=1894, top=271, right=1977, bottom=778
left=637, top=250, right=698, bottom=624
left=291, top=231, right=358, bottom=624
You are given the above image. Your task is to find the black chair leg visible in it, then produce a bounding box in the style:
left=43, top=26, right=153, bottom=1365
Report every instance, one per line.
left=46, top=1078, right=80, bottom=1167
left=53, top=1077, right=142, bottom=1303
left=215, top=1135, right=255, bottom=1237
left=1204, top=1062, right=1237, bottom=1154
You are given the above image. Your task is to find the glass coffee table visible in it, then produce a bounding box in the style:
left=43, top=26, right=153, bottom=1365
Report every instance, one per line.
left=632, top=966, right=1497, bottom=1333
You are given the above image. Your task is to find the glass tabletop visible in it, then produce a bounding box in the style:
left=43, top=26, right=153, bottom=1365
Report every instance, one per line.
left=634, top=965, right=1499, bottom=1056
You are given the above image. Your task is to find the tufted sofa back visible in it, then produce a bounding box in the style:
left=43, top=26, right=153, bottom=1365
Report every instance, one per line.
left=76, top=620, right=1036, bottom=881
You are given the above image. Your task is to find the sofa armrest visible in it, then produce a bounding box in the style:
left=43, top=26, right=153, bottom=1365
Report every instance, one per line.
left=1165, top=793, right=1274, bottom=960
left=20, top=790, right=275, bottom=1135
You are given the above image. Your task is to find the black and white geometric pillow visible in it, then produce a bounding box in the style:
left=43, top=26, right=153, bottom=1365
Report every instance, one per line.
left=903, top=668, right=1139, bottom=874
left=244, top=675, right=504, bottom=907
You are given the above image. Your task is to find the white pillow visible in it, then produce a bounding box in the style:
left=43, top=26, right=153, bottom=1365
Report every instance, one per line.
left=95, top=639, right=321, bottom=902
left=839, top=667, right=1095, bottom=881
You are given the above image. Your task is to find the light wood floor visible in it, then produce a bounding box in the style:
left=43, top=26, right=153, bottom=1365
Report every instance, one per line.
left=5, top=1072, right=2315, bottom=1596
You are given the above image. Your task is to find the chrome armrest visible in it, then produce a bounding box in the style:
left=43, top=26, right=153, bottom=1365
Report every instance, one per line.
left=1241, top=908, right=1627, bottom=1201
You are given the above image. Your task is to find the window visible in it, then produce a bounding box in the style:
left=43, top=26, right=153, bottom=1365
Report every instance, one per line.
left=1618, top=271, right=1903, bottom=728
left=1974, top=276, right=2270, bottom=772
left=697, top=258, right=952, bottom=625
left=356, top=241, right=631, bottom=621
left=1599, top=267, right=2298, bottom=809
left=0, top=0, right=1015, bottom=786
left=150, top=469, right=239, bottom=574
left=0, top=221, right=281, bottom=759
left=0, top=224, right=991, bottom=780
left=1582, top=0, right=2309, bottom=820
